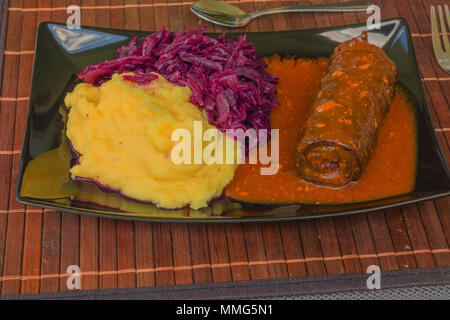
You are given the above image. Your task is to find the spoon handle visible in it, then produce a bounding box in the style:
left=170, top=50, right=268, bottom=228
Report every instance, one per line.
left=250, top=0, right=375, bottom=19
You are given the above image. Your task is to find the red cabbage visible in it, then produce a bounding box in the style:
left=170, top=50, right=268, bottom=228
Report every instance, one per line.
left=122, top=72, right=158, bottom=85
left=78, top=26, right=279, bottom=148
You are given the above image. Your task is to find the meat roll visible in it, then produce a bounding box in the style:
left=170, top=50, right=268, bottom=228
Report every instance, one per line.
left=296, top=32, right=398, bottom=188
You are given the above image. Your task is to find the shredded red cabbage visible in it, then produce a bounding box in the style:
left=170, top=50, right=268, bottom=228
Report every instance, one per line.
left=122, top=72, right=159, bottom=85
left=78, top=26, right=279, bottom=148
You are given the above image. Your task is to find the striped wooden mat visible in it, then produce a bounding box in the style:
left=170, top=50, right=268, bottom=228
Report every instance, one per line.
left=0, top=0, right=448, bottom=295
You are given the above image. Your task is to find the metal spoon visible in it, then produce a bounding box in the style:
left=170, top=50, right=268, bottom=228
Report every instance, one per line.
left=191, top=0, right=375, bottom=28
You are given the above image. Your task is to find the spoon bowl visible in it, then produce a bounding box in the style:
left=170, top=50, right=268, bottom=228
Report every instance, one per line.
left=191, top=1, right=251, bottom=27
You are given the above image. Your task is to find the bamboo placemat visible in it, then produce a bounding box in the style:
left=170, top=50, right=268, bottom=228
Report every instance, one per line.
left=0, top=0, right=448, bottom=295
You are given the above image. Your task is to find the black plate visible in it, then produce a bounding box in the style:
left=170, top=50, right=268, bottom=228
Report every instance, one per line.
left=16, top=19, right=450, bottom=222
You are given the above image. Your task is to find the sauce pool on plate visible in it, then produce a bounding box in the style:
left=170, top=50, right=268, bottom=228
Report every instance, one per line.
left=225, top=56, right=417, bottom=204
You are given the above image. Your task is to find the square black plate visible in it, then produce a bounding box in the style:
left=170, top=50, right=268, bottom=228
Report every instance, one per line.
left=16, top=19, right=450, bottom=222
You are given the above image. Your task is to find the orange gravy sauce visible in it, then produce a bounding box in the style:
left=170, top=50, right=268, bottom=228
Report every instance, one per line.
left=225, top=56, right=417, bottom=204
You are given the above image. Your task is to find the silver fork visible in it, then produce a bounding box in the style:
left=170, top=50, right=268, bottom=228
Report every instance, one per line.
left=431, top=5, right=450, bottom=74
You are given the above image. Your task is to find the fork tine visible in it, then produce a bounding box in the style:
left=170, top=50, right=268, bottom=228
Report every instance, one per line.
left=438, top=5, right=450, bottom=52
left=431, top=6, right=443, bottom=56
left=445, top=5, right=450, bottom=30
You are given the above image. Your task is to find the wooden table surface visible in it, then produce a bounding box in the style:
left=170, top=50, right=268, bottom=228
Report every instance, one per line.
left=0, top=0, right=449, bottom=295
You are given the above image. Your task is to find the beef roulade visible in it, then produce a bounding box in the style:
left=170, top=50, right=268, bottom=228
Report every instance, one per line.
left=296, top=32, right=398, bottom=188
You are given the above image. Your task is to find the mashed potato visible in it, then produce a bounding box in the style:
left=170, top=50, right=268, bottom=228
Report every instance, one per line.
left=65, top=73, right=240, bottom=209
